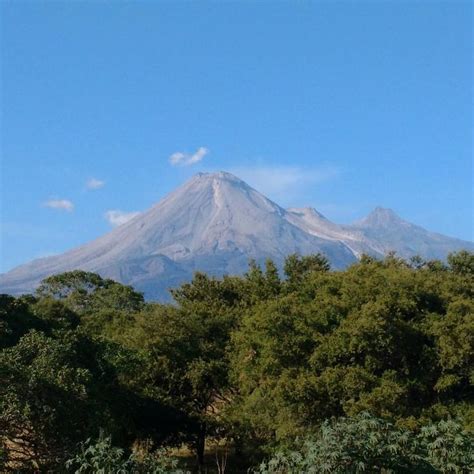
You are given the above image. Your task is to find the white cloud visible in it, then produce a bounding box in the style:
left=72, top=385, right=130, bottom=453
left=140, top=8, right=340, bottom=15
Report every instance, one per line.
left=43, top=199, right=74, bottom=212
left=104, top=210, right=140, bottom=227
left=228, top=164, right=341, bottom=201
left=169, top=147, right=209, bottom=166
left=86, top=178, right=105, bottom=190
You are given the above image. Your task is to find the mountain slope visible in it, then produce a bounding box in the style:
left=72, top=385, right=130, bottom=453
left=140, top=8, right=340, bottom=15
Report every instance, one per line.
left=285, top=207, right=380, bottom=258
left=286, top=206, right=473, bottom=260
left=0, top=172, right=356, bottom=299
left=1, top=172, right=472, bottom=299
left=349, top=207, right=473, bottom=260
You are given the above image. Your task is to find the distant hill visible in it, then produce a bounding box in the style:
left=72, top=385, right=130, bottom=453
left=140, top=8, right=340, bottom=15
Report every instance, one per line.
left=1, top=171, right=472, bottom=299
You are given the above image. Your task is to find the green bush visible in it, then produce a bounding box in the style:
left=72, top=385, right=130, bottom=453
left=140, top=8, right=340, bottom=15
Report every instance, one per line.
left=419, top=419, right=474, bottom=473
left=253, top=414, right=474, bottom=473
left=65, top=432, right=187, bottom=474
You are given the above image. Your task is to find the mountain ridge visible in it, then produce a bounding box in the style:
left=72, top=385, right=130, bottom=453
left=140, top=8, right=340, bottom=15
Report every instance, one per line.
left=1, top=171, right=472, bottom=299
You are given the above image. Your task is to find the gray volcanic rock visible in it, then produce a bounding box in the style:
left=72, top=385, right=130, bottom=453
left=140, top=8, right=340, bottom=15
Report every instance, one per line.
left=286, top=206, right=473, bottom=260
left=348, top=207, right=474, bottom=260
left=285, top=207, right=380, bottom=258
left=1, top=172, right=472, bottom=299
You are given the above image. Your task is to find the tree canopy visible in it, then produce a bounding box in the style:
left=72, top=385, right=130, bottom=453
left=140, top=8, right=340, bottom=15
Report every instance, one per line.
left=0, top=253, right=473, bottom=472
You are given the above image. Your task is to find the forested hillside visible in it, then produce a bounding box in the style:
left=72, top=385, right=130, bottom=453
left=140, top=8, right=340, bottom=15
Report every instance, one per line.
left=1, top=251, right=473, bottom=473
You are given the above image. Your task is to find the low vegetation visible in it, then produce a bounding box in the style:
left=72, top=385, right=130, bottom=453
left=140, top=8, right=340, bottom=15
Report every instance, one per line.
left=0, top=251, right=473, bottom=472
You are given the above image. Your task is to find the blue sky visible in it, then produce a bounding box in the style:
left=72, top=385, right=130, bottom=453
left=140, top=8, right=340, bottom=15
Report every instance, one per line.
left=1, top=1, right=472, bottom=272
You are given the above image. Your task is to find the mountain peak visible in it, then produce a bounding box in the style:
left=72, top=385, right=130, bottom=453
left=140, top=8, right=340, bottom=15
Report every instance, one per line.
left=357, top=207, right=404, bottom=228
left=180, top=171, right=270, bottom=209
left=371, top=206, right=400, bottom=217
left=192, top=171, right=244, bottom=183
left=1, top=173, right=471, bottom=300
left=372, top=206, right=397, bottom=214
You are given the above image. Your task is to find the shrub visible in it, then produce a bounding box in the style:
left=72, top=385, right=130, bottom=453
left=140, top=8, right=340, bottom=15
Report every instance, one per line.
left=65, top=432, right=187, bottom=474
left=253, top=414, right=474, bottom=473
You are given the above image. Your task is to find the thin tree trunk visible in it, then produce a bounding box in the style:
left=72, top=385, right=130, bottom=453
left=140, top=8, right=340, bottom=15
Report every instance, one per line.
left=195, top=423, right=206, bottom=474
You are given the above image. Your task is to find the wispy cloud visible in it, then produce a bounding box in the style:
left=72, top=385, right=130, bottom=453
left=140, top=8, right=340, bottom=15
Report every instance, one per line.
left=86, top=178, right=105, bottom=190
left=228, top=164, right=342, bottom=202
left=104, top=210, right=140, bottom=227
left=169, top=147, right=209, bottom=166
left=43, top=199, right=74, bottom=212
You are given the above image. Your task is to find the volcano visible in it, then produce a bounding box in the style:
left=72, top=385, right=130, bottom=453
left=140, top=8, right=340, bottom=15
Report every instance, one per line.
left=1, top=172, right=472, bottom=299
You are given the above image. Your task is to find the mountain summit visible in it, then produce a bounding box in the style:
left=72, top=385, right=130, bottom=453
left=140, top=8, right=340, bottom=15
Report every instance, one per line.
left=1, top=172, right=472, bottom=299
left=356, top=207, right=404, bottom=227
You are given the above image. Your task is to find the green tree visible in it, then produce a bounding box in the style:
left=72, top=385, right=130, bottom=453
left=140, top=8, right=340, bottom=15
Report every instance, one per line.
left=125, top=273, right=244, bottom=472
left=447, top=250, right=474, bottom=276
left=230, top=254, right=472, bottom=442
left=428, top=298, right=474, bottom=396
left=283, top=253, right=330, bottom=292
left=0, top=331, right=96, bottom=470
left=36, top=271, right=144, bottom=315
left=0, top=294, right=43, bottom=348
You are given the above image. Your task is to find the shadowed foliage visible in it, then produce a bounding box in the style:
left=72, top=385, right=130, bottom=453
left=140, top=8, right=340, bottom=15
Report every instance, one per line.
left=0, top=252, right=473, bottom=472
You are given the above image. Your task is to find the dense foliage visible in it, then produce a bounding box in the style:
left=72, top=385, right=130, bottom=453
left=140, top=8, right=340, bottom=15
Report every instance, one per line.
left=0, top=251, right=473, bottom=472
left=253, top=414, right=474, bottom=473
left=65, top=433, right=185, bottom=474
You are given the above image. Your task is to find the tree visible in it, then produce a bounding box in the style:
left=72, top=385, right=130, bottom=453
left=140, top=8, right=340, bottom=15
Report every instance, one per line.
left=0, top=294, right=42, bottom=348
left=0, top=294, right=142, bottom=471
left=428, top=298, right=474, bottom=396
left=244, top=259, right=281, bottom=302
left=0, top=331, right=96, bottom=470
left=264, top=259, right=281, bottom=297
left=36, top=271, right=106, bottom=301
left=283, top=254, right=330, bottom=291
left=31, top=297, right=80, bottom=330
left=230, top=255, right=471, bottom=442
left=36, top=271, right=144, bottom=315
left=447, top=250, right=474, bottom=276
left=2, top=251, right=472, bottom=471
left=125, top=273, right=244, bottom=472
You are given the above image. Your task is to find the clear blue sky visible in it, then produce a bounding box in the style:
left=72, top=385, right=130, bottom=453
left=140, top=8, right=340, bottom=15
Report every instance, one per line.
left=1, top=1, right=472, bottom=272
